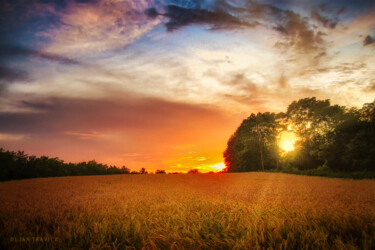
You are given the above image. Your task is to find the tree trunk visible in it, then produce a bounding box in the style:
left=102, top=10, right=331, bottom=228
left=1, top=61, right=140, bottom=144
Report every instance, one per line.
left=259, top=133, right=264, bottom=171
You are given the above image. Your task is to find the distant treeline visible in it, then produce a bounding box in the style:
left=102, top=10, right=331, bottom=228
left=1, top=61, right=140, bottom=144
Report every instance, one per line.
left=224, top=97, right=375, bottom=177
left=0, top=149, right=205, bottom=181
left=0, top=149, right=136, bottom=181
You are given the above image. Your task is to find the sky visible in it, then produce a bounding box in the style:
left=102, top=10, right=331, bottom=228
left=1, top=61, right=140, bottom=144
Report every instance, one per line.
left=0, top=0, right=374, bottom=172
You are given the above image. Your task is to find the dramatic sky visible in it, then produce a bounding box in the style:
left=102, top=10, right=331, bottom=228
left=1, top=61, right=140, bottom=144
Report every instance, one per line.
left=0, top=0, right=374, bottom=172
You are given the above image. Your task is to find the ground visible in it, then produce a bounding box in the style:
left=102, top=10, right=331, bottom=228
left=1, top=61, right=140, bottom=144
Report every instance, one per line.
left=1, top=173, right=374, bottom=249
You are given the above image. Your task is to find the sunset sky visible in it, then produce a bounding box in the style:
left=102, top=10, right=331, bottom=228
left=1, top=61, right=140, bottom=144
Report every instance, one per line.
left=0, top=0, right=374, bottom=172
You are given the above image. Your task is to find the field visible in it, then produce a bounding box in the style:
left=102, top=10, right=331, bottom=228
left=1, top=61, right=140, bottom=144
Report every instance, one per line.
left=1, top=173, right=374, bottom=249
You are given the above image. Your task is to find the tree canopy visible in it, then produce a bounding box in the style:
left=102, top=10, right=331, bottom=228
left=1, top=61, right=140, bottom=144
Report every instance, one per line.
left=224, top=97, right=375, bottom=173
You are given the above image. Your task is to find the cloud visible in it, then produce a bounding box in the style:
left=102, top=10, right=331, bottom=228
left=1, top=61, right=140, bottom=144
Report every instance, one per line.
left=363, top=35, right=375, bottom=46
left=146, top=5, right=258, bottom=31
left=43, top=0, right=160, bottom=55
left=367, top=82, right=375, bottom=91
left=309, top=3, right=344, bottom=29
left=273, top=10, right=326, bottom=55
left=0, top=44, right=82, bottom=94
left=0, top=0, right=160, bottom=55
left=0, top=45, right=79, bottom=65
left=0, top=65, right=29, bottom=94
left=0, top=0, right=59, bottom=44
left=220, top=73, right=259, bottom=93
left=64, top=131, right=103, bottom=139
left=147, top=0, right=332, bottom=62
left=311, top=10, right=338, bottom=29
left=0, top=133, right=25, bottom=141
left=0, top=65, right=28, bottom=82
left=333, top=62, right=368, bottom=75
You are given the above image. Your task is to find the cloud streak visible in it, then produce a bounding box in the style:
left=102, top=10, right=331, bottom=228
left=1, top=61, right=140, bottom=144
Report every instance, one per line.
left=147, top=5, right=258, bottom=31
left=0, top=45, right=79, bottom=65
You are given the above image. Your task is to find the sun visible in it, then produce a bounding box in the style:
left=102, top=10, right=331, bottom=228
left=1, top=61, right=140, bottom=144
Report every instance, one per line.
left=279, top=131, right=298, bottom=153
left=205, top=162, right=226, bottom=172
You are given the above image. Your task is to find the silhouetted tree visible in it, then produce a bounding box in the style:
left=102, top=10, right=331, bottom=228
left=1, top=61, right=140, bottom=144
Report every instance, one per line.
left=224, top=112, right=280, bottom=172
left=139, top=168, right=148, bottom=174
left=155, top=169, right=166, bottom=174
left=187, top=169, right=200, bottom=174
left=324, top=100, right=375, bottom=171
left=0, top=148, right=132, bottom=181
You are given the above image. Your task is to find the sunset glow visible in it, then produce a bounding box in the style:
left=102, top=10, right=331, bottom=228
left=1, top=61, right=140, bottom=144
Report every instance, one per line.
left=206, top=163, right=226, bottom=172
left=0, top=0, right=374, bottom=172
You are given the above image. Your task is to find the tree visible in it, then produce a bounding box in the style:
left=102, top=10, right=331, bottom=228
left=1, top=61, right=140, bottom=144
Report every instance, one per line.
left=224, top=112, right=280, bottom=172
left=120, top=166, right=130, bottom=174
left=324, top=100, right=375, bottom=171
left=223, top=97, right=374, bottom=173
left=155, top=169, right=166, bottom=174
left=286, top=97, right=346, bottom=170
left=139, top=168, right=148, bottom=174
left=223, top=134, right=237, bottom=172
left=187, top=169, right=199, bottom=174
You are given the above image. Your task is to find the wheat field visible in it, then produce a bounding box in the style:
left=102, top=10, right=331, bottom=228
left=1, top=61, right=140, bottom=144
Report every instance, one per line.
left=0, top=173, right=374, bottom=249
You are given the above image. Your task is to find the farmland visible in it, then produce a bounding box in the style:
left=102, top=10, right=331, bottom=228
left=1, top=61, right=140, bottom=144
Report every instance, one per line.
left=1, top=173, right=374, bottom=249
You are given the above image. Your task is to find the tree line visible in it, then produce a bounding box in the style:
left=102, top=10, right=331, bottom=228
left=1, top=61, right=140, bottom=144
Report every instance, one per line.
left=0, top=149, right=206, bottom=181
left=0, top=149, right=137, bottom=181
left=223, top=97, right=375, bottom=177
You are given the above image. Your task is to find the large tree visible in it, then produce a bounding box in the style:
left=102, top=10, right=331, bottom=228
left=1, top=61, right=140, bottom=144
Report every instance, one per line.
left=286, top=97, right=346, bottom=170
left=224, top=112, right=280, bottom=172
left=324, top=100, right=375, bottom=171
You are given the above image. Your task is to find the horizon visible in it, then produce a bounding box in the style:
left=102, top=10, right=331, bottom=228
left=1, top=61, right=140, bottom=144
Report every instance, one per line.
left=1, top=0, right=375, bottom=172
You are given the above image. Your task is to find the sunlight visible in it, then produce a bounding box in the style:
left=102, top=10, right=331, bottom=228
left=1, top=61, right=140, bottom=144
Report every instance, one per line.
left=207, top=162, right=226, bottom=172
left=279, top=131, right=298, bottom=153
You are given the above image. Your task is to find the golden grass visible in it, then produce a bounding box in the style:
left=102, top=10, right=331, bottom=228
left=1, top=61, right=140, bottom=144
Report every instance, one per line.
left=0, top=173, right=374, bottom=249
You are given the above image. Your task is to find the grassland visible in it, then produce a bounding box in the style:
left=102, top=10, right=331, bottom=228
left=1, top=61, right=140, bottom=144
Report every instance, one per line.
left=1, top=173, right=374, bottom=249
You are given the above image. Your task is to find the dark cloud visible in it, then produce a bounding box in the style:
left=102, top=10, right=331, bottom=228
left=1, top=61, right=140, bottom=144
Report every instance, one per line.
left=0, top=65, right=28, bottom=82
left=334, top=62, right=367, bottom=75
left=0, top=45, right=79, bottom=65
left=221, top=73, right=259, bottom=93
left=146, top=1, right=332, bottom=58
left=367, top=82, right=375, bottom=92
left=327, top=0, right=375, bottom=13
left=0, top=45, right=79, bottom=93
left=0, top=0, right=63, bottom=45
left=147, top=5, right=257, bottom=31
left=298, top=58, right=368, bottom=77
left=309, top=3, right=346, bottom=29
left=274, top=10, right=325, bottom=54
left=363, top=35, right=375, bottom=46
left=0, top=65, right=29, bottom=93
left=311, top=10, right=337, bottom=29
